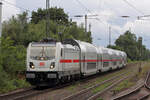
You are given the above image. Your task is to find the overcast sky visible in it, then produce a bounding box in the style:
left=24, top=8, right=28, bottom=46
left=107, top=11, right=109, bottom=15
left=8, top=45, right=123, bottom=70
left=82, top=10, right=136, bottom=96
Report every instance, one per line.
left=2, top=0, right=150, bottom=49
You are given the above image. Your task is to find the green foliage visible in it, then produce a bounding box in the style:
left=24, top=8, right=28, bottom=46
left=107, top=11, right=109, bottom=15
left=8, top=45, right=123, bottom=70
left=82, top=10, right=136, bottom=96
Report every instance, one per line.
left=0, top=79, right=30, bottom=93
left=97, top=98, right=103, bottom=100
left=115, top=31, right=139, bottom=60
left=0, top=66, right=8, bottom=88
left=31, top=7, right=69, bottom=24
left=108, top=31, right=150, bottom=61
left=1, top=37, right=26, bottom=76
left=0, top=37, right=29, bottom=92
left=107, top=45, right=123, bottom=51
left=113, top=79, right=134, bottom=93
left=2, top=12, right=28, bottom=46
left=2, top=8, right=92, bottom=46
left=0, top=37, right=28, bottom=93
left=92, top=82, right=112, bottom=94
left=0, top=7, right=92, bottom=93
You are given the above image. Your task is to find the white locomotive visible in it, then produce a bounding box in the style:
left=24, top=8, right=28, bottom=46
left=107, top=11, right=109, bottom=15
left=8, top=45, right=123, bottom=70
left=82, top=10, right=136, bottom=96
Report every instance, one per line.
left=26, top=39, right=127, bottom=86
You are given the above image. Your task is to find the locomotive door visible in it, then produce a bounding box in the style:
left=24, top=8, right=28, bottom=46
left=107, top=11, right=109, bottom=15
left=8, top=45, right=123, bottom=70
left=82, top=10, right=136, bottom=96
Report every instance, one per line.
left=61, top=48, right=65, bottom=72
left=80, top=53, right=86, bottom=75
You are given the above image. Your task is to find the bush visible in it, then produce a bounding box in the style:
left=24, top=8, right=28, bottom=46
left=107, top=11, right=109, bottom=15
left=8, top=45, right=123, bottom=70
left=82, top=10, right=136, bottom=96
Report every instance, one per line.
left=0, top=79, right=30, bottom=93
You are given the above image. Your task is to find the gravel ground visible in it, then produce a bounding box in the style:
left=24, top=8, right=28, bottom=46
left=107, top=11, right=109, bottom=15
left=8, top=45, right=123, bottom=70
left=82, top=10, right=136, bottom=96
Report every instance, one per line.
left=100, top=62, right=149, bottom=100
left=25, top=62, right=143, bottom=100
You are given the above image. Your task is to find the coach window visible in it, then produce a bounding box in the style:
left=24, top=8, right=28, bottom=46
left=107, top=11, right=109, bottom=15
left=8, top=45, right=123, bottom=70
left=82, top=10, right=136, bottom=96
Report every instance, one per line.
left=103, top=62, right=109, bottom=67
left=113, top=60, right=117, bottom=65
left=113, top=55, right=117, bottom=65
left=119, top=61, right=122, bottom=64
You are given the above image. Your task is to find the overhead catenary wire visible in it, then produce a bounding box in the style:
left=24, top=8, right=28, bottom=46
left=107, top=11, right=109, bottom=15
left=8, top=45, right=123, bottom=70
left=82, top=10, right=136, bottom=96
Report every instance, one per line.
left=75, top=0, right=92, bottom=14
left=122, top=0, right=144, bottom=15
left=74, top=0, right=122, bottom=36
left=74, top=0, right=106, bottom=25
left=1, top=0, right=31, bottom=12
left=74, top=0, right=123, bottom=46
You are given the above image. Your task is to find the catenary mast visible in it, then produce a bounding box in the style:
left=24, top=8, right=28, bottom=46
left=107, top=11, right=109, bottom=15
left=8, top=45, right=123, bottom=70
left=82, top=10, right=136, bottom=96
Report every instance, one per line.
left=46, top=0, right=50, bottom=38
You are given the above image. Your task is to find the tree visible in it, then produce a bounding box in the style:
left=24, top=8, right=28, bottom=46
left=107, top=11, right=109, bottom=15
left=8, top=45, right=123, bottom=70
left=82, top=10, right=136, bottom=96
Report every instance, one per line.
left=2, top=12, right=29, bottom=46
left=31, top=7, right=69, bottom=24
left=0, top=7, right=93, bottom=92
left=2, top=9, right=92, bottom=46
left=111, top=30, right=150, bottom=61
left=1, top=37, right=26, bottom=77
left=107, top=45, right=123, bottom=51
left=115, top=31, right=139, bottom=60
left=0, top=39, right=8, bottom=88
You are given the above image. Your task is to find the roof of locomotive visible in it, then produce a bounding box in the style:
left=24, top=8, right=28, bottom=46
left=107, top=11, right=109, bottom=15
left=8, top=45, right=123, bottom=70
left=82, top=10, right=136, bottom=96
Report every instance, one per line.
left=31, top=42, right=56, bottom=47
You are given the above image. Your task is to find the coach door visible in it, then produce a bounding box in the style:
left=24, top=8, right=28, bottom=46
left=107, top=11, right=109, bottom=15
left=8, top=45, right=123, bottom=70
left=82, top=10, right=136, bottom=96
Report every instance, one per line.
left=98, top=53, right=102, bottom=71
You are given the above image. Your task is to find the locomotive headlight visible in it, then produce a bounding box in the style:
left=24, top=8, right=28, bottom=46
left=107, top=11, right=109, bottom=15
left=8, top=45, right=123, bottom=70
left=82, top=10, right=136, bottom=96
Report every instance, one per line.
left=50, top=62, right=55, bottom=69
left=50, top=65, right=54, bottom=69
left=29, top=62, right=35, bottom=69
left=31, top=65, right=35, bottom=69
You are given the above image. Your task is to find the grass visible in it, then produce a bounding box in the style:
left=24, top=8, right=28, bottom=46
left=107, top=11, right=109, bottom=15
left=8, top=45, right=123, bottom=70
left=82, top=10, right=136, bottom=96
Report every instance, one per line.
left=84, top=68, right=131, bottom=89
left=112, top=79, right=134, bottom=94
left=92, top=82, right=112, bottom=94
left=67, top=69, right=129, bottom=91
left=0, top=79, right=30, bottom=93
left=127, top=60, right=144, bottom=64
left=67, top=61, right=144, bottom=94
left=67, top=84, right=77, bottom=91
left=136, top=62, right=150, bottom=78
left=92, top=71, right=132, bottom=94
left=65, top=62, right=149, bottom=99
left=112, top=62, right=150, bottom=93
left=67, top=82, right=81, bottom=91
left=96, top=97, right=103, bottom=100
left=67, top=69, right=127, bottom=92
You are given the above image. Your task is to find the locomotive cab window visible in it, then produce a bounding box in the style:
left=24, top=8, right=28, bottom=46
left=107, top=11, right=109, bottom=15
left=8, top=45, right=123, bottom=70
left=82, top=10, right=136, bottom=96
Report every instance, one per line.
left=30, top=46, right=56, bottom=60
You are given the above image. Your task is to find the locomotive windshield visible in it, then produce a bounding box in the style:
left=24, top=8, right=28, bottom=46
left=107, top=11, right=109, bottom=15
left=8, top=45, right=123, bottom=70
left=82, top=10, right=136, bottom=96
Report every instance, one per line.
left=30, top=46, right=56, bottom=60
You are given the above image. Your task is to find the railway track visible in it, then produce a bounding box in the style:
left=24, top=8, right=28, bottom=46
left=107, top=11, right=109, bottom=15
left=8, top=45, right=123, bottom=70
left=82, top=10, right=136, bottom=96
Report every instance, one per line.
left=0, top=68, right=126, bottom=100
left=111, top=71, right=150, bottom=100
left=0, top=63, right=139, bottom=100
left=0, top=87, right=36, bottom=100
left=62, top=70, right=132, bottom=100
left=0, top=80, right=81, bottom=100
